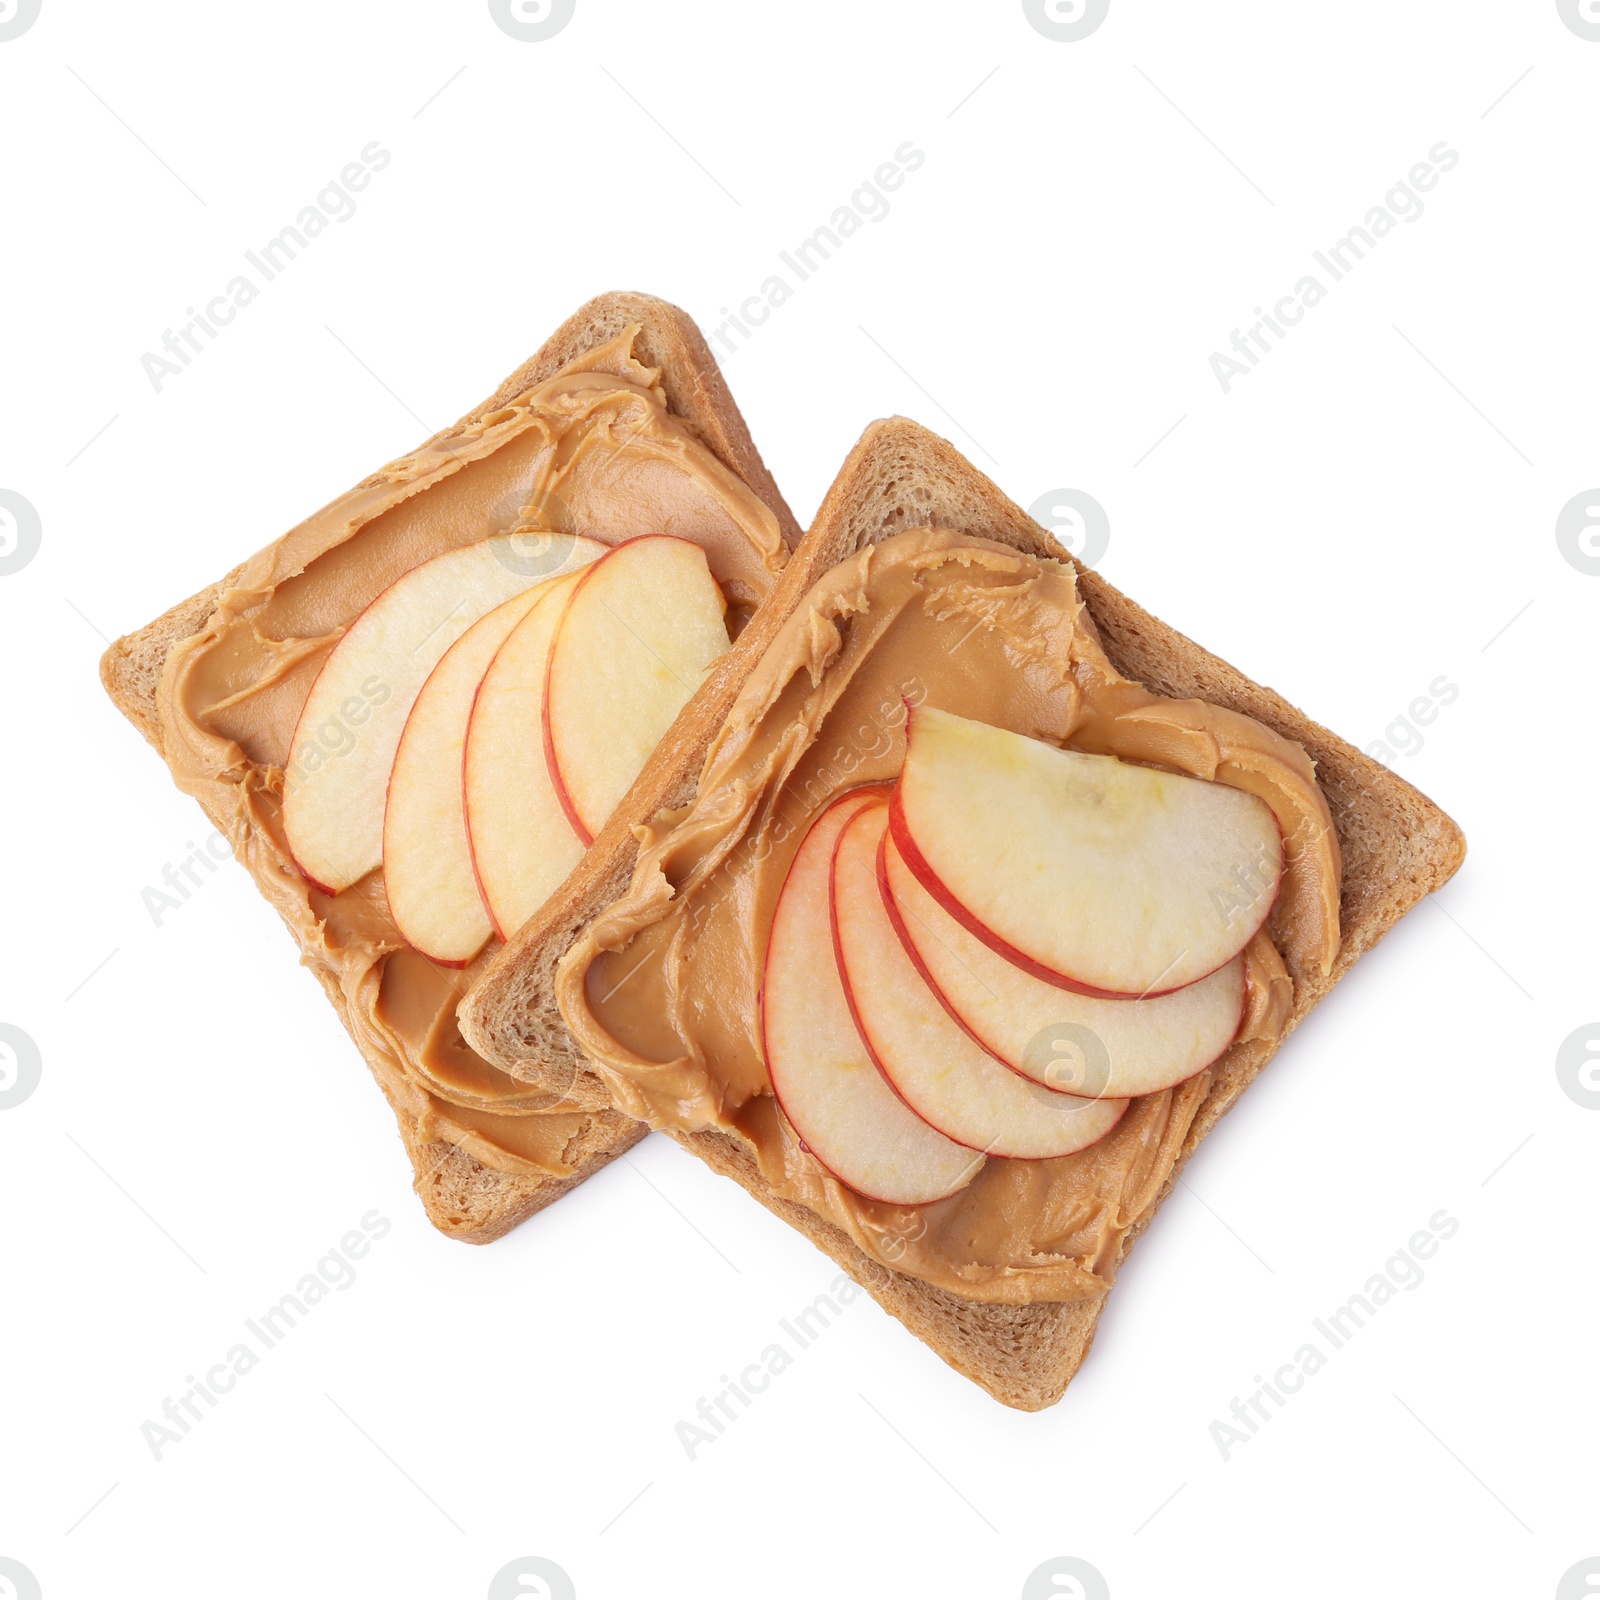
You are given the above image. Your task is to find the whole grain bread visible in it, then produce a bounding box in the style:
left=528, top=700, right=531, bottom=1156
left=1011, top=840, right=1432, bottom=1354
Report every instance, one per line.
left=100, top=291, right=801, bottom=1244
left=461, top=416, right=1466, bottom=1402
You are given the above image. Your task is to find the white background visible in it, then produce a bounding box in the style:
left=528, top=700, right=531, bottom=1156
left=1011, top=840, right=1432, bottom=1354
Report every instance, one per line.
left=2, top=3, right=1596, bottom=1597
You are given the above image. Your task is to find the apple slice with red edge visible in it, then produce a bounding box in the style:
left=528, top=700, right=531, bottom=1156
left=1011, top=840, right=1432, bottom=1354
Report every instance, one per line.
left=880, top=829, right=1247, bottom=1099
left=283, top=532, right=596, bottom=894
left=544, top=535, right=730, bottom=845
left=762, top=790, right=981, bottom=1206
left=463, top=569, right=590, bottom=942
left=832, top=804, right=1127, bottom=1159
left=891, top=704, right=1282, bottom=997
left=384, top=545, right=603, bottom=965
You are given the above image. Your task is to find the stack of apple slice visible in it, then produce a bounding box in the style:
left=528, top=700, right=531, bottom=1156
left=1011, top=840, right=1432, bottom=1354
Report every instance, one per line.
left=761, top=705, right=1283, bottom=1205
left=284, top=533, right=730, bottom=966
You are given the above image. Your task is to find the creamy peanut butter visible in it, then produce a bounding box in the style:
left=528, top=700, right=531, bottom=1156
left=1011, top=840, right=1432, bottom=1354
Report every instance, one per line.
left=557, top=530, right=1341, bottom=1301
left=154, top=328, right=788, bottom=1178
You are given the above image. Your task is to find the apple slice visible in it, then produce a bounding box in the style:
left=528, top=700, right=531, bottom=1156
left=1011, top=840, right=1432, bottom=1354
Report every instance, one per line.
left=762, top=791, right=981, bottom=1206
left=544, top=535, right=730, bottom=844
left=283, top=532, right=597, bottom=894
left=384, top=544, right=604, bottom=965
left=881, top=831, right=1246, bottom=1099
left=462, top=569, right=589, bottom=942
left=832, top=806, right=1127, bottom=1160
left=892, top=704, right=1282, bottom=996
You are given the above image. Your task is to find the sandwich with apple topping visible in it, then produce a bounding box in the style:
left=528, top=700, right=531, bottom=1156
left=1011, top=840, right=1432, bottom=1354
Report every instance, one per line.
left=101, top=292, right=799, bottom=1243
left=461, top=418, right=1464, bottom=1408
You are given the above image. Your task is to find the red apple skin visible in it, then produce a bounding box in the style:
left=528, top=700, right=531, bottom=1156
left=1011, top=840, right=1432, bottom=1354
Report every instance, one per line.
left=832, top=802, right=1126, bottom=1160
left=539, top=533, right=717, bottom=850
left=828, top=802, right=931, bottom=1133
left=283, top=601, right=380, bottom=897
left=380, top=718, right=470, bottom=970
left=381, top=775, right=475, bottom=967
left=824, top=795, right=921, bottom=1124
left=462, top=568, right=594, bottom=944
left=885, top=785, right=1129, bottom=998
left=759, top=786, right=974, bottom=1208
left=284, top=538, right=530, bottom=899
left=300, top=867, right=343, bottom=901
left=540, top=566, right=595, bottom=849
left=875, top=824, right=1249, bottom=1099
left=885, top=747, right=1282, bottom=1000
left=872, top=823, right=1080, bottom=1090
left=463, top=669, right=519, bottom=945
left=382, top=574, right=584, bottom=968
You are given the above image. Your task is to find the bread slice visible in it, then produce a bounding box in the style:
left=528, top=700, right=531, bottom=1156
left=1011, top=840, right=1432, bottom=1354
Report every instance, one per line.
left=100, top=291, right=801, bottom=1245
left=461, top=416, right=1465, bottom=1402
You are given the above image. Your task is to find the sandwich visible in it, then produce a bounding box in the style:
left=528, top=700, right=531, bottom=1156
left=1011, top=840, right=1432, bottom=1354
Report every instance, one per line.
left=100, top=291, right=800, bottom=1243
left=460, top=417, right=1465, bottom=1406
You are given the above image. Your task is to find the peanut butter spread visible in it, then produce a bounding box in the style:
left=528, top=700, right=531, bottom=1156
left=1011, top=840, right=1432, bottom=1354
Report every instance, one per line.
left=154, top=328, right=787, bottom=1179
left=558, top=530, right=1341, bottom=1302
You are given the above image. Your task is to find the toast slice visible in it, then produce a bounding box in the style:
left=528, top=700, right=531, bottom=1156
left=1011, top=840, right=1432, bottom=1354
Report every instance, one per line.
left=461, top=417, right=1465, bottom=1402
left=100, top=291, right=801, bottom=1245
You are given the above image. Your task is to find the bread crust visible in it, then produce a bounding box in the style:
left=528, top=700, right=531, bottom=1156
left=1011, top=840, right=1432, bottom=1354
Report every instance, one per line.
left=460, top=416, right=1466, bottom=1402
left=100, top=292, right=799, bottom=1243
